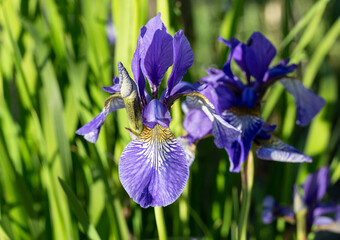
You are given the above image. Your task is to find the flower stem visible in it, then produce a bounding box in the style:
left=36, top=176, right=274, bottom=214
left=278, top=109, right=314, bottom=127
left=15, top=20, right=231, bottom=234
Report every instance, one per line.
left=296, top=209, right=307, bottom=240
left=155, top=207, right=168, bottom=240
left=238, top=151, right=254, bottom=240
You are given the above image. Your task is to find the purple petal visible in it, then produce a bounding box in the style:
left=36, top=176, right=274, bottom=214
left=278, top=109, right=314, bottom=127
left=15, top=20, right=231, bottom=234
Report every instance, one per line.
left=102, top=77, right=121, bottom=94
left=165, top=30, right=194, bottom=98
left=201, top=68, right=227, bottom=83
left=132, top=29, right=147, bottom=104
left=200, top=83, right=235, bottom=114
left=139, top=14, right=173, bottom=93
left=183, top=109, right=212, bottom=142
left=255, top=135, right=312, bottom=163
left=303, top=167, right=330, bottom=206
left=142, top=99, right=171, bottom=129
left=314, top=204, right=339, bottom=218
left=184, top=93, right=241, bottom=148
left=76, top=95, right=125, bottom=143
left=280, top=78, right=325, bottom=126
left=218, top=36, right=246, bottom=77
left=240, top=87, right=257, bottom=108
left=223, top=111, right=263, bottom=172
left=263, top=60, right=297, bottom=82
left=119, top=125, right=189, bottom=208
left=313, top=216, right=335, bottom=226
left=245, top=32, right=276, bottom=81
left=262, top=195, right=276, bottom=224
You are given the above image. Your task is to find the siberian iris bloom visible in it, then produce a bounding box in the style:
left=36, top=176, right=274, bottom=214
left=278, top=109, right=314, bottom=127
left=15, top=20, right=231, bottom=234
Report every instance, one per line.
left=183, top=32, right=325, bottom=172
left=262, top=167, right=340, bottom=234
left=76, top=14, right=240, bottom=208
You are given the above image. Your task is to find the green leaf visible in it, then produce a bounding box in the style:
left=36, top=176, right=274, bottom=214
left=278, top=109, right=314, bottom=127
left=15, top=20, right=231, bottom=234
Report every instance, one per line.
left=59, top=178, right=101, bottom=240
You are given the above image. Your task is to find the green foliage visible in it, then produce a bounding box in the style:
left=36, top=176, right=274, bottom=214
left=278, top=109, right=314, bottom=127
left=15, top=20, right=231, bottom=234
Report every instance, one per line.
left=0, top=0, right=339, bottom=239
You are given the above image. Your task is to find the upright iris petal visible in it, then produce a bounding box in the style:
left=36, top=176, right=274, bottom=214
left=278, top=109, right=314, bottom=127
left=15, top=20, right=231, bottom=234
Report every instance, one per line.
left=119, top=125, right=189, bottom=208
left=139, top=14, right=173, bottom=94
left=245, top=32, right=276, bottom=82
left=303, top=167, right=329, bottom=206
left=165, top=30, right=194, bottom=99
left=131, top=30, right=147, bottom=104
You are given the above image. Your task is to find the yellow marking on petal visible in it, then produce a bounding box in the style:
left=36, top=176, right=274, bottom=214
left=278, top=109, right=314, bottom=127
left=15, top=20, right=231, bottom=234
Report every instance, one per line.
left=138, top=125, right=175, bottom=143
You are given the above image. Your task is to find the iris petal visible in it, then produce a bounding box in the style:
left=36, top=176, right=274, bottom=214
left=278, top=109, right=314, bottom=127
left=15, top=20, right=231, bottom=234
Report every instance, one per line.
left=263, top=60, right=297, bottom=82
left=132, top=29, right=147, bottom=104
left=184, top=93, right=241, bottom=148
left=76, top=94, right=125, bottom=143
left=142, top=99, right=171, bottom=128
left=165, top=30, right=194, bottom=99
left=280, top=78, right=325, bottom=126
left=141, top=28, right=173, bottom=93
left=183, top=109, right=212, bottom=142
left=255, top=135, right=312, bottom=163
left=223, top=110, right=263, bottom=172
left=102, top=77, right=120, bottom=94
left=303, top=167, right=330, bottom=206
left=245, top=32, right=276, bottom=81
left=119, top=125, right=189, bottom=208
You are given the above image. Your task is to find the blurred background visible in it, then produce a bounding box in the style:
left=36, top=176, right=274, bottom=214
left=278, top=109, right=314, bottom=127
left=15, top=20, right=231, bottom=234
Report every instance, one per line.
left=1, top=0, right=340, bottom=239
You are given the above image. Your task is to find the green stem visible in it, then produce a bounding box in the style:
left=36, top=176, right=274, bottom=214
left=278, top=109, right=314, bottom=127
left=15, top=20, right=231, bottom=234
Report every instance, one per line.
left=154, top=207, right=168, bottom=240
left=296, top=209, right=307, bottom=240
left=238, top=151, right=254, bottom=240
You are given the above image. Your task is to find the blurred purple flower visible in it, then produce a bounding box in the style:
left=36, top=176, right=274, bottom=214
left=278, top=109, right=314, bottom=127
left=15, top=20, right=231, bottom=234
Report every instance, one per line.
left=184, top=32, right=325, bottom=172
left=76, top=14, right=240, bottom=208
left=262, top=167, right=340, bottom=234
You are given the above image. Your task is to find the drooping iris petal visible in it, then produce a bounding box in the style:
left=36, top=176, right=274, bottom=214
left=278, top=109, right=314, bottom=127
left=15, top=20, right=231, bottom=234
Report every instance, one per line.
left=184, top=93, right=241, bottom=148
left=119, top=125, right=189, bottom=208
left=303, top=167, right=329, bottom=206
left=223, top=110, right=263, bottom=172
left=132, top=29, right=147, bottom=104
left=102, top=77, right=120, bottom=94
left=142, top=99, right=171, bottom=129
left=280, top=78, right=325, bottom=126
left=254, top=135, right=312, bottom=163
left=263, top=59, right=297, bottom=82
left=165, top=30, right=194, bottom=99
left=183, top=109, right=212, bottom=143
left=245, top=32, right=276, bottom=81
left=141, top=28, right=173, bottom=93
left=76, top=94, right=125, bottom=143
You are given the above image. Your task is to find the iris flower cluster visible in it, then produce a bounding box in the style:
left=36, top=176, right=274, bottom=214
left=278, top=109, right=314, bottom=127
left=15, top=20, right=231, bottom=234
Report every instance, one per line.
left=183, top=32, right=325, bottom=172
left=262, top=167, right=340, bottom=234
left=76, top=14, right=240, bottom=208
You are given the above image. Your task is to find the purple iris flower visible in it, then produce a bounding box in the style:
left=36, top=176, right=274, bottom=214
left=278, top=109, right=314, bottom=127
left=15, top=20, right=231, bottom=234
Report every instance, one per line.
left=262, top=167, right=340, bottom=234
left=183, top=32, right=325, bottom=172
left=76, top=14, right=240, bottom=208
